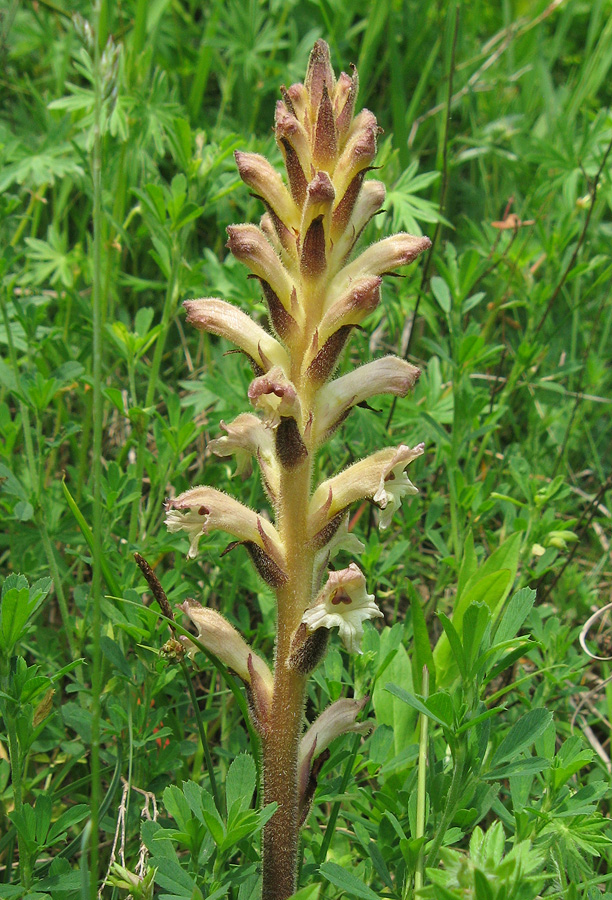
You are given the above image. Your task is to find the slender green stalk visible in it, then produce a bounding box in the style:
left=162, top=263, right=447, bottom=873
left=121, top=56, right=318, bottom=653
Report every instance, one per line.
left=180, top=659, right=222, bottom=814
left=5, top=712, right=31, bottom=888
left=424, top=741, right=466, bottom=869
left=89, top=4, right=104, bottom=896
left=412, top=666, right=429, bottom=898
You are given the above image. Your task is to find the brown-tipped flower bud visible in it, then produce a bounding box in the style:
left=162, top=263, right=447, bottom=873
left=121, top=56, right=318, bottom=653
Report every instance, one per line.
left=226, top=224, right=294, bottom=311
left=234, top=151, right=298, bottom=230
left=334, top=66, right=359, bottom=143
left=313, top=83, right=337, bottom=170
left=305, top=39, right=335, bottom=116
left=319, top=276, right=382, bottom=342
left=287, top=623, right=329, bottom=675
left=333, top=233, right=432, bottom=293
left=184, top=297, right=290, bottom=374
left=334, top=110, right=380, bottom=199
left=275, top=103, right=311, bottom=206
left=276, top=416, right=308, bottom=469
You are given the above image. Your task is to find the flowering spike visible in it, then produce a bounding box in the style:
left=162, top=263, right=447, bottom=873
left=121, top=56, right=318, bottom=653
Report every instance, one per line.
left=164, top=40, right=430, bottom=899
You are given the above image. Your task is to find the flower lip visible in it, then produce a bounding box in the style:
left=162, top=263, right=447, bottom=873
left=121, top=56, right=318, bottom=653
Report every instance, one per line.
left=248, top=366, right=301, bottom=427
left=301, top=563, right=383, bottom=654
left=165, top=485, right=283, bottom=563
left=309, top=443, right=425, bottom=534
left=208, top=412, right=276, bottom=482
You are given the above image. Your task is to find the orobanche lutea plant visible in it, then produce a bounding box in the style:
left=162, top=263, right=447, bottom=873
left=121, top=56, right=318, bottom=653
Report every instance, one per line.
left=165, top=41, right=430, bottom=899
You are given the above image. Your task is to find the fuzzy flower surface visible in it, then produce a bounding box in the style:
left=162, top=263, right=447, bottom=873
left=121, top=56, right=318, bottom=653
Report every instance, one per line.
left=301, top=563, right=383, bottom=654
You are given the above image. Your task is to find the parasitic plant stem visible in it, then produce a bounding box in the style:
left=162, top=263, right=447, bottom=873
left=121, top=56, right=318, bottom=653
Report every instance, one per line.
left=262, top=458, right=313, bottom=898
left=162, top=41, right=430, bottom=897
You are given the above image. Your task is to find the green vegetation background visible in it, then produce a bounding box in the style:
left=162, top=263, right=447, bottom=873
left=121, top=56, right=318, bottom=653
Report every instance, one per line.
left=1, top=0, right=611, bottom=898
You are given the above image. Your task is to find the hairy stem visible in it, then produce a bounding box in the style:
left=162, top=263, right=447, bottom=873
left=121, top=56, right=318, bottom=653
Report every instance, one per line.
left=262, top=458, right=312, bottom=900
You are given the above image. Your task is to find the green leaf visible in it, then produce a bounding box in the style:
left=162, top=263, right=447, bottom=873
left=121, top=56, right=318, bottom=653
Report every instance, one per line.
left=434, top=568, right=512, bottom=686
left=486, top=756, right=550, bottom=782
left=225, top=753, right=256, bottom=816
left=463, top=602, right=492, bottom=675
left=438, top=612, right=467, bottom=680
left=99, top=636, right=132, bottom=679
left=289, top=887, right=321, bottom=900
left=319, top=861, right=380, bottom=900
left=0, top=463, right=28, bottom=501
left=0, top=577, right=31, bottom=653
left=385, top=684, right=450, bottom=729
left=491, top=709, right=553, bottom=768
left=431, top=276, right=451, bottom=313
left=409, top=582, right=435, bottom=692
left=372, top=630, right=416, bottom=755
left=163, top=785, right=192, bottom=833
left=47, top=804, right=90, bottom=845
left=495, top=588, right=536, bottom=644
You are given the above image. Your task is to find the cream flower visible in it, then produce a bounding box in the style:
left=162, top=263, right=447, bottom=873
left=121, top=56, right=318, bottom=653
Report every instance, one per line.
left=208, top=413, right=277, bottom=492
left=312, top=357, right=420, bottom=446
left=183, top=298, right=289, bottom=373
left=373, top=444, right=425, bottom=529
left=309, top=443, right=425, bottom=534
left=301, top=563, right=383, bottom=654
left=165, top=486, right=283, bottom=565
left=180, top=598, right=273, bottom=692
left=247, top=366, right=302, bottom=427
left=298, top=696, right=370, bottom=774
